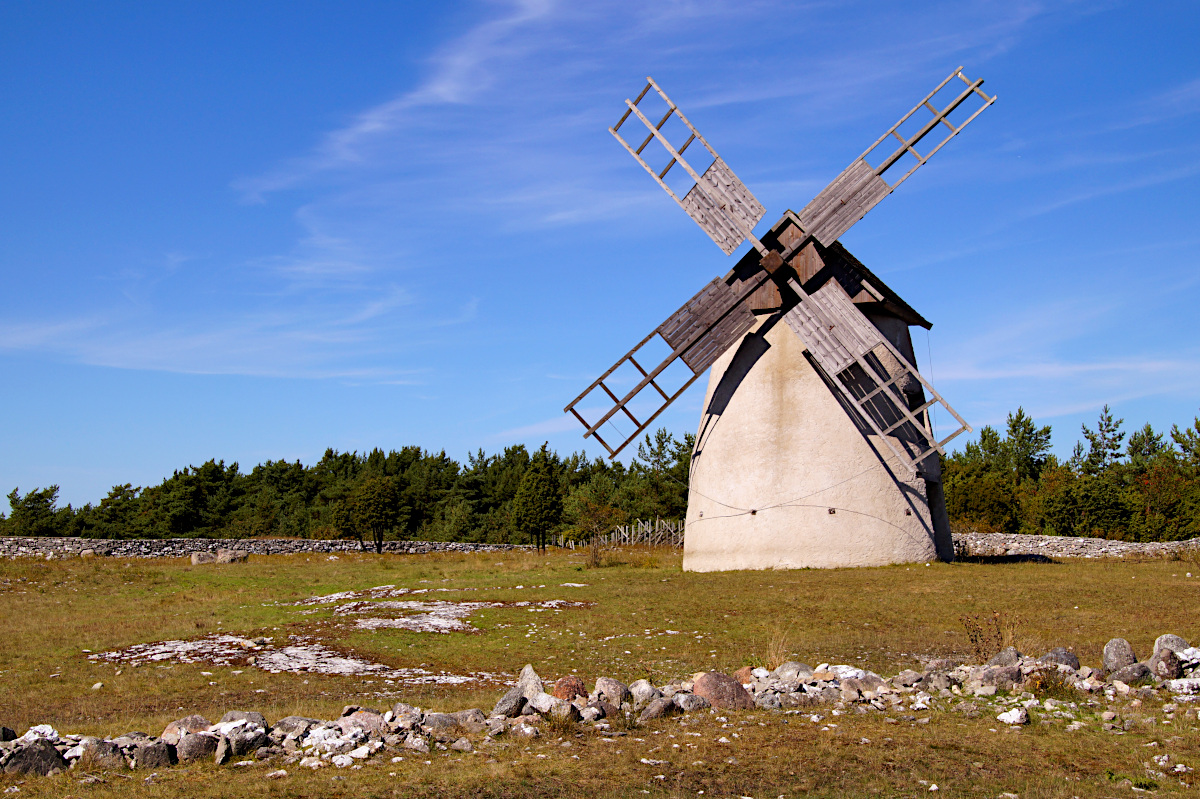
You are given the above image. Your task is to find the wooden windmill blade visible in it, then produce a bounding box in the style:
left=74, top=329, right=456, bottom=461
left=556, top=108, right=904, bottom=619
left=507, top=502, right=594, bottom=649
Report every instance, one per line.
left=610, top=77, right=767, bottom=256
left=796, top=67, right=996, bottom=247
left=563, top=272, right=769, bottom=458
left=781, top=277, right=972, bottom=473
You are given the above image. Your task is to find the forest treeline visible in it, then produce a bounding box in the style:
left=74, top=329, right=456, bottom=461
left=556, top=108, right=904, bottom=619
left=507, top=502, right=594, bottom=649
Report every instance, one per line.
left=4, top=407, right=1199, bottom=545
left=943, top=406, right=1200, bottom=541
left=0, top=430, right=694, bottom=548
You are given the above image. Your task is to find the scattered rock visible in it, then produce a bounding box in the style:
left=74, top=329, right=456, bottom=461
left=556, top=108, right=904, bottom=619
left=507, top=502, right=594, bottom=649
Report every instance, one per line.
left=672, top=693, right=710, bottom=713
left=594, top=676, right=632, bottom=707
left=273, top=716, right=319, bottom=738
left=131, top=741, right=174, bottom=769
left=176, top=732, right=219, bottom=763
left=80, top=739, right=125, bottom=769
left=628, top=679, right=662, bottom=710
left=637, top=697, right=679, bottom=723
left=893, top=669, right=923, bottom=687
left=1037, top=648, right=1080, bottom=670
left=1109, top=662, right=1150, bottom=684
left=1148, top=648, right=1183, bottom=680
left=265, top=768, right=287, bottom=779
left=1154, top=634, right=1189, bottom=656
left=214, top=735, right=233, bottom=766
left=772, top=662, right=813, bottom=682
left=1103, top=638, right=1137, bottom=672
left=3, top=738, right=67, bottom=776
left=450, top=737, right=473, bottom=753
left=692, top=672, right=754, bottom=711
left=987, top=647, right=1022, bottom=667
left=219, top=710, right=268, bottom=730
left=162, top=715, right=212, bottom=746
left=451, top=709, right=487, bottom=735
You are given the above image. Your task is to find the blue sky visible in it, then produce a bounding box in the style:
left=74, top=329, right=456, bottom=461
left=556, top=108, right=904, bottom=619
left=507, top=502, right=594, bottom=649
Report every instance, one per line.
left=2, top=0, right=1198, bottom=506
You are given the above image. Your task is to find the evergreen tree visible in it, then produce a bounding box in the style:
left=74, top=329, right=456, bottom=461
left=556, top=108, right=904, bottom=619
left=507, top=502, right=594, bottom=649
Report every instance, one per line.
left=511, top=443, right=562, bottom=551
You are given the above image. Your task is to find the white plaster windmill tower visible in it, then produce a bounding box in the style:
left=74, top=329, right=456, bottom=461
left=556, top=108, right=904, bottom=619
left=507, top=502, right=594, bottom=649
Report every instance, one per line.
left=565, top=69, right=995, bottom=571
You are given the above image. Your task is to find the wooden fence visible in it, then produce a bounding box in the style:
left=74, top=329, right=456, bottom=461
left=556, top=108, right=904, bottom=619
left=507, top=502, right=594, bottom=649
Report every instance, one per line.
left=555, top=517, right=684, bottom=549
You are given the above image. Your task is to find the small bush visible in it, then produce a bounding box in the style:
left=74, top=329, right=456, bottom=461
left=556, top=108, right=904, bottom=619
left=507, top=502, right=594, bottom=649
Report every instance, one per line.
left=960, top=611, right=1022, bottom=662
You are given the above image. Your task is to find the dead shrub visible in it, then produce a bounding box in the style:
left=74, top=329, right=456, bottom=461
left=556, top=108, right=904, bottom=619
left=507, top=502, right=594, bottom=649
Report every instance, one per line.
left=959, top=611, right=1022, bottom=662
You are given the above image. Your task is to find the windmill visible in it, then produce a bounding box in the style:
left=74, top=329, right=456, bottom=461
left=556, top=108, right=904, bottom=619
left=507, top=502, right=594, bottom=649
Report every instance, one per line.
left=564, top=68, right=995, bottom=570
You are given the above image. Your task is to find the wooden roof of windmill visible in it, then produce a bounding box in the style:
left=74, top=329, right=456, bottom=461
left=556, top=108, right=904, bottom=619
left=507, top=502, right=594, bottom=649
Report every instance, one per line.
left=728, top=211, right=932, bottom=329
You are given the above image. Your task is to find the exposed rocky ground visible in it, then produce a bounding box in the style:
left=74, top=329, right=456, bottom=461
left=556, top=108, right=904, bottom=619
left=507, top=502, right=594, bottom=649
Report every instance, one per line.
left=4, top=634, right=1198, bottom=785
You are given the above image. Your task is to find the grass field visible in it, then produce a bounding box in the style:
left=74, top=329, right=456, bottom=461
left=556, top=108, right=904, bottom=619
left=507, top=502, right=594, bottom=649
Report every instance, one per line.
left=2, top=547, right=1198, bottom=797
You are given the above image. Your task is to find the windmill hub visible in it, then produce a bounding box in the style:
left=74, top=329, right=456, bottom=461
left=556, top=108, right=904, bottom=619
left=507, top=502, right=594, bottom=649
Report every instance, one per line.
left=565, top=69, right=995, bottom=571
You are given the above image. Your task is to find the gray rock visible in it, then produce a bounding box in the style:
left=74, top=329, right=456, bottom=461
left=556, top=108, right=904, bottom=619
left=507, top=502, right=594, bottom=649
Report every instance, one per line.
left=337, top=710, right=386, bottom=735
left=191, top=552, right=217, bottom=565
left=516, top=664, right=544, bottom=700
left=403, top=733, right=430, bottom=754
left=176, top=732, right=219, bottom=763
left=215, top=548, right=249, bottom=564
left=549, top=700, right=581, bottom=724
left=987, top=646, right=1023, bottom=667
left=628, top=679, right=662, bottom=711
left=1109, top=662, right=1151, bottom=684
left=390, top=703, right=422, bottom=730
left=972, top=665, right=1021, bottom=691
left=594, top=676, right=632, bottom=706
left=161, top=714, right=211, bottom=745
left=1103, top=638, right=1137, bottom=672
left=450, top=737, right=473, bottom=752
left=892, top=669, right=923, bottom=687
left=771, top=662, right=813, bottom=683
left=214, top=735, right=232, bottom=765
left=255, top=745, right=283, bottom=760
left=219, top=710, right=269, bottom=730
left=132, top=741, right=174, bottom=769
left=80, top=739, right=125, bottom=769
left=919, top=671, right=956, bottom=692
left=671, top=693, right=710, bottom=714
left=754, top=692, right=782, bottom=710
left=4, top=739, right=67, bottom=775
left=491, top=685, right=525, bottom=718
left=693, top=672, right=754, bottom=711
left=273, top=716, right=320, bottom=737
left=1148, top=649, right=1183, bottom=680
left=1155, top=634, right=1189, bottom=656
left=1037, top=648, right=1080, bottom=671
left=422, top=713, right=462, bottom=740
left=451, top=709, right=487, bottom=735
left=525, top=693, right=557, bottom=715
left=637, top=696, right=679, bottom=723
left=585, top=700, right=618, bottom=720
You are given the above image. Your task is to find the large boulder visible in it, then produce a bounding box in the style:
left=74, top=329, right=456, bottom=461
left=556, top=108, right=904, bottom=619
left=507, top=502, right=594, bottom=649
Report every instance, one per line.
left=452, top=709, right=487, bottom=734
left=594, top=677, right=632, bottom=707
left=628, top=679, right=662, bottom=711
left=772, top=662, right=813, bottom=683
left=191, top=552, right=217, bottom=565
left=337, top=710, right=386, bottom=735
left=3, top=738, right=67, bottom=776
left=218, top=710, right=268, bottom=730
left=273, top=716, right=320, bottom=738
left=692, top=672, right=754, bottom=711
left=1155, top=634, right=1189, bottom=656
left=986, top=647, right=1023, bottom=667
left=80, top=739, right=125, bottom=769
left=516, top=664, right=544, bottom=699
left=215, top=549, right=249, bottom=564
left=1148, top=649, right=1183, bottom=680
left=551, top=676, right=587, bottom=702
left=131, top=741, right=175, bottom=769
left=1109, top=662, right=1151, bottom=684
left=1037, top=648, right=1080, bottom=671
left=672, top=693, right=711, bottom=713
left=176, top=731, right=220, bottom=763
left=1103, top=638, right=1137, bottom=673
left=161, top=714, right=211, bottom=745
left=637, top=697, right=679, bottom=723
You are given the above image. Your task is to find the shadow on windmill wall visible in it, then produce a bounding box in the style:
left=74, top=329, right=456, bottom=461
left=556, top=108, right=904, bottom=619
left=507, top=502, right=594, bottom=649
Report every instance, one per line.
left=692, top=313, right=782, bottom=466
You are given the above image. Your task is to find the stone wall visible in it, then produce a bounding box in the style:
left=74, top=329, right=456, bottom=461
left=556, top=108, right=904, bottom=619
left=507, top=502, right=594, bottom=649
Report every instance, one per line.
left=1, top=532, right=1196, bottom=561
left=0, top=537, right=529, bottom=559
left=952, top=532, right=1199, bottom=560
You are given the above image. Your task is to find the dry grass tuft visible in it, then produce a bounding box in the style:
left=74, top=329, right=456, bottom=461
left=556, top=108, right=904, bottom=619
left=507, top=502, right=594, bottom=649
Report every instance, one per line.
left=959, top=610, right=1023, bottom=662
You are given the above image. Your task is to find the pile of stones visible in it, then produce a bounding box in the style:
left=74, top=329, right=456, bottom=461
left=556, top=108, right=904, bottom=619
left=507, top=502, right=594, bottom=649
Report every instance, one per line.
left=4, top=634, right=1198, bottom=778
